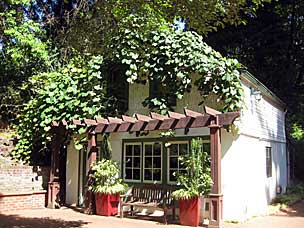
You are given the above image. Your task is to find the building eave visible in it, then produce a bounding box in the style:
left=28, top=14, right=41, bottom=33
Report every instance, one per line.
left=240, top=69, right=286, bottom=110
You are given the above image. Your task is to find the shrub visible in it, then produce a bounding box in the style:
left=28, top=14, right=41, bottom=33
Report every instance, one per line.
left=89, top=159, right=127, bottom=194
left=171, top=138, right=212, bottom=199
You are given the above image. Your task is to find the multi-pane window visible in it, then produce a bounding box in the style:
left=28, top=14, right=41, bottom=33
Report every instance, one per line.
left=143, top=142, right=162, bottom=183
left=124, top=143, right=142, bottom=182
left=266, top=147, right=272, bottom=178
left=123, top=139, right=210, bottom=184
left=167, top=142, right=188, bottom=183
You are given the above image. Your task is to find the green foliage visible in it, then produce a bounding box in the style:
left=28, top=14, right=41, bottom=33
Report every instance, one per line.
left=89, top=159, right=127, bottom=194
left=111, top=16, right=243, bottom=113
left=272, top=184, right=304, bottom=206
left=52, top=0, right=271, bottom=53
left=1, top=10, right=49, bottom=65
left=12, top=55, right=115, bottom=163
left=291, top=124, right=304, bottom=141
left=171, top=138, right=212, bottom=199
left=0, top=0, right=51, bottom=125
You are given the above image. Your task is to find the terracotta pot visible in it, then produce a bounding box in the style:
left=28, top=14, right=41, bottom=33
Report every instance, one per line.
left=178, top=197, right=201, bottom=226
left=95, top=193, right=120, bottom=216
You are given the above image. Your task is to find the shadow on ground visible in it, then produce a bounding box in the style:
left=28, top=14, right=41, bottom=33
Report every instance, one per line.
left=0, top=214, right=89, bottom=228
left=275, top=200, right=304, bottom=217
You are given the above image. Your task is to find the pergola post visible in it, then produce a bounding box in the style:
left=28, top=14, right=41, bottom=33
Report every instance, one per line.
left=84, top=132, right=97, bottom=214
left=208, top=123, right=223, bottom=228
left=47, top=127, right=65, bottom=208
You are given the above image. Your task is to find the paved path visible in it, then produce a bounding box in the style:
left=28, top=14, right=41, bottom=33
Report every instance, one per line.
left=0, top=203, right=304, bottom=228
left=225, top=215, right=304, bottom=228
left=226, top=200, right=304, bottom=228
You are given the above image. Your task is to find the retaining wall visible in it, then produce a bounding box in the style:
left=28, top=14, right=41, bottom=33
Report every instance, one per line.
left=0, top=165, right=49, bottom=212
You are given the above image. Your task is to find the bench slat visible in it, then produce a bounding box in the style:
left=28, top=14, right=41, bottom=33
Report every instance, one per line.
left=120, top=184, right=176, bottom=224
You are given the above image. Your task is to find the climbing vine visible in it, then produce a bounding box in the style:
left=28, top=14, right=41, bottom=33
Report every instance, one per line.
left=12, top=55, right=115, bottom=163
left=111, top=16, right=244, bottom=113
left=13, top=15, right=245, bottom=164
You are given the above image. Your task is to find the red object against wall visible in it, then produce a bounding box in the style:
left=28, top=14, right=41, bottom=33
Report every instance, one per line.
left=179, top=197, right=201, bottom=226
left=95, top=193, right=120, bottom=216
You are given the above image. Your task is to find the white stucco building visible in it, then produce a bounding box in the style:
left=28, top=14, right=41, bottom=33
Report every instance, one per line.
left=65, top=69, right=287, bottom=222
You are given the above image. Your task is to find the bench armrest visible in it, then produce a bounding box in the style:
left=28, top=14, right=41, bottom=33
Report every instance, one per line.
left=120, top=193, right=134, bottom=203
left=120, top=193, right=133, bottom=198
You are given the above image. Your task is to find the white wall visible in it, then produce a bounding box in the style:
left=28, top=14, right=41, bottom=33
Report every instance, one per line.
left=221, top=130, right=287, bottom=221
left=66, top=140, right=79, bottom=205
left=219, top=79, right=287, bottom=221
left=239, top=78, right=286, bottom=142
left=127, top=73, right=224, bottom=116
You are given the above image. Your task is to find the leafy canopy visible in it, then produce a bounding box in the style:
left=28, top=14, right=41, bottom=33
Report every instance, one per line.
left=12, top=15, right=244, bottom=164
left=12, top=55, right=115, bottom=163
left=0, top=0, right=50, bottom=125
left=110, top=16, right=243, bottom=114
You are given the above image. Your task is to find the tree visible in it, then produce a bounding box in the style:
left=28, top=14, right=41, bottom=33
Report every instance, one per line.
left=1, top=0, right=272, bottom=164
left=0, top=0, right=272, bottom=126
left=0, top=0, right=50, bottom=125
left=205, top=0, right=304, bottom=179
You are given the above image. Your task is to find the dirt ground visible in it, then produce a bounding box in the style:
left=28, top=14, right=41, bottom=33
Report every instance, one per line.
left=0, top=201, right=304, bottom=228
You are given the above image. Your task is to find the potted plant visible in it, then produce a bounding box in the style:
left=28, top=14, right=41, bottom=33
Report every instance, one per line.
left=171, top=138, right=213, bottom=226
left=89, top=159, right=126, bottom=216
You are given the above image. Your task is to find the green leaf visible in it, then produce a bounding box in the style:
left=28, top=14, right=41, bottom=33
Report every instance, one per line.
left=75, top=143, right=83, bottom=150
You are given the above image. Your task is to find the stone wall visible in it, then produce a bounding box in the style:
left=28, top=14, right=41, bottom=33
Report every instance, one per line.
left=0, top=164, right=50, bottom=212
left=0, top=131, right=15, bottom=158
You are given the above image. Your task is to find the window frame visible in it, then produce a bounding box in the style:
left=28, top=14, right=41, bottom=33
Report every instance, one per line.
left=266, top=146, right=272, bottom=178
left=167, top=141, right=189, bottom=184
left=122, top=137, right=210, bottom=185
left=143, top=142, right=163, bottom=184
left=123, top=142, right=142, bottom=183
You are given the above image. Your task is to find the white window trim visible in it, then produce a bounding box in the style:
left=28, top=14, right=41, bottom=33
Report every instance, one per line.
left=143, top=142, right=163, bottom=184
left=123, top=142, right=142, bottom=183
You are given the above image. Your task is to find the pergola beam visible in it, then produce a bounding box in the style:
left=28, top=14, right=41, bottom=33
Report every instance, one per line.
left=204, top=106, right=222, bottom=116
left=184, top=108, right=203, bottom=118
left=50, top=108, right=240, bottom=134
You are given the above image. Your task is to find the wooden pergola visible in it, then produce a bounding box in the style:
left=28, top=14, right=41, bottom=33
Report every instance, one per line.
left=48, top=106, right=240, bottom=228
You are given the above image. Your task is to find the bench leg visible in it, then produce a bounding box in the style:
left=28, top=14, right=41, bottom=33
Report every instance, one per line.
left=120, top=201, right=123, bottom=218
left=163, top=208, right=168, bottom=224
left=131, top=205, right=134, bottom=216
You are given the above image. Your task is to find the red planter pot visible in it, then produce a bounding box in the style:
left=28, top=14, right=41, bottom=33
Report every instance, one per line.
left=95, top=193, right=120, bottom=216
left=179, top=197, right=201, bottom=227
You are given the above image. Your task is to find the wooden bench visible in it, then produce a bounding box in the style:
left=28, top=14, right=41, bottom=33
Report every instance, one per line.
left=119, top=184, right=176, bottom=224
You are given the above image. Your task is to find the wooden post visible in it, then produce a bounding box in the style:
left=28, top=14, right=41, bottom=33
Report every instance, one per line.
left=208, top=119, right=223, bottom=228
left=84, top=132, right=97, bottom=214
left=47, top=127, right=65, bottom=209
